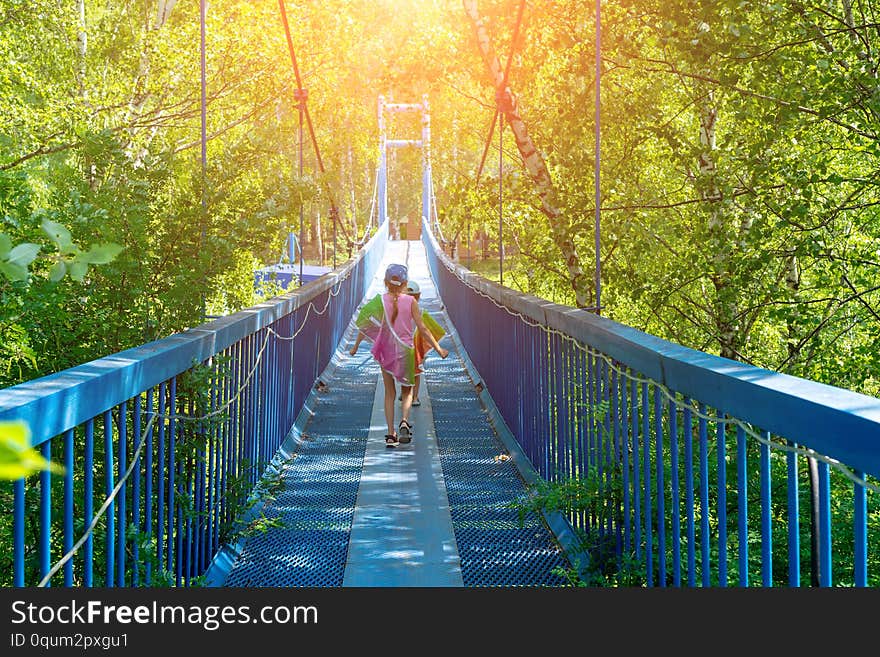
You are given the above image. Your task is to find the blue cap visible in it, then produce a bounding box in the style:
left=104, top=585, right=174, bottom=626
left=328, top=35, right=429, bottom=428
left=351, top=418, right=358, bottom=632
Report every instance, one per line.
left=384, top=263, right=408, bottom=285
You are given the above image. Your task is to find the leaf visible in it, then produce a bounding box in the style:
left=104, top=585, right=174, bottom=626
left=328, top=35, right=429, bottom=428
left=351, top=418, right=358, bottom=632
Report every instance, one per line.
left=49, top=260, right=66, bottom=282
left=68, top=260, right=88, bottom=281
left=0, top=233, right=11, bottom=258
left=6, top=242, right=40, bottom=267
left=41, top=218, right=73, bottom=249
left=82, top=243, right=124, bottom=264
left=0, top=260, right=28, bottom=281
left=0, top=421, right=65, bottom=479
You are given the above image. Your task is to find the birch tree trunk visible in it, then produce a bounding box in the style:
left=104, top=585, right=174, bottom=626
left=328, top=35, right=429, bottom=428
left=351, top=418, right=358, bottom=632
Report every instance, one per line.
left=75, top=0, right=87, bottom=99
left=699, top=91, right=739, bottom=360
left=463, top=0, right=591, bottom=308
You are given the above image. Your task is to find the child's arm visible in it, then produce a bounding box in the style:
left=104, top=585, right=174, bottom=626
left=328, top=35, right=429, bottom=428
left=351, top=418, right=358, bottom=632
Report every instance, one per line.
left=349, top=331, right=364, bottom=356
left=412, top=300, right=448, bottom=358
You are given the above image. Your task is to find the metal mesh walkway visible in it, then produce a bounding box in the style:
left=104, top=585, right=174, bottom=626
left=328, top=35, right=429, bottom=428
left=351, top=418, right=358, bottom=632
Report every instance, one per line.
left=223, top=357, right=379, bottom=586
left=420, top=296, right=570, bottom=587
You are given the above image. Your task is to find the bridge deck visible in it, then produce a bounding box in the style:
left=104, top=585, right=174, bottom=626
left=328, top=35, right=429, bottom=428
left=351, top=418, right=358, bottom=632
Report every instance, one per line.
left=220, top=241, right=570, bottom=587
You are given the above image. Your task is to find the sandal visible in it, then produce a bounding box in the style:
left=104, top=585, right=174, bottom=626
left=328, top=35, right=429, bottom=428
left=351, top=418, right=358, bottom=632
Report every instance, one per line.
left=398, top=419, right=413, bottom=444
left=411, top=398, right=421, bottom=407
left=385, top=434, right=399, bottom=448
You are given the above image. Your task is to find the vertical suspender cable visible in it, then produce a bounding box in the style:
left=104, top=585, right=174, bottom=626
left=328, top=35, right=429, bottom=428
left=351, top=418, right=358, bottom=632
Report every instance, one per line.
left=499, top=110, right=504, bottom=286
left=200, top=0, right=208, bottom=318
left=278, top=1, right=349, bottom=251
left=594, top=0, right=602, bottom=314
left=298, top=99, right=304, bottom=286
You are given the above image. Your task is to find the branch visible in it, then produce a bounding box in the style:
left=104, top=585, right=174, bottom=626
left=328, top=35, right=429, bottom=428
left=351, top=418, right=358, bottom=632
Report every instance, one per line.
left=619, top=56, right=876, bottom=140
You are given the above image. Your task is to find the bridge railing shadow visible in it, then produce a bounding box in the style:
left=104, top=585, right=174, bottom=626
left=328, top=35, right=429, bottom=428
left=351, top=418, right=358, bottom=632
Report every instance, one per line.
left=422, top=217, right=878, bottom=587
left=0, top=223, right=388, bottom=587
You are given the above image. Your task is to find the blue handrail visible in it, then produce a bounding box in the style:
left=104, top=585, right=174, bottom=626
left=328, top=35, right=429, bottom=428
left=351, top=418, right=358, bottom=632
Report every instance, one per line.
left=1, top=222, right=386, bottom=587
left=422, top=218, right=878, bottom=587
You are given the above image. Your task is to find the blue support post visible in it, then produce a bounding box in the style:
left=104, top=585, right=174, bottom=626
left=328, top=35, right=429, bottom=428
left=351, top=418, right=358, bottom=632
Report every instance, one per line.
left=14, top=477, right=24, bottom=586
left=84, top=419, right=94, bottom=587
left=157, top=383, right=166, bottom=574
left=760, top=433, right=772, bottom=587
left=684, top=401, right=695, bottom=587
left=632, top=378, right=641, bottom=561
left=737, top=425, right=748, bottom=586
left=132, top=396, right=141, bottom=586
left=854, top=471, right=867, bottom=587
left=104, top=410, right=114, bottom=587
left=654, top=386, right=665, bottom=586
left=670, top=398, right=680, bottom=586
left=642, top=382, right=652, bottom=586
left=818, top=461, right=832, bottom=587
left=717, top=412, right=727, bottom=587
left=699, top=404, right=710, bottom=587
left=145, top=390, right=153, bottom=585
left=63, top=429, right=74, bottom=586
left=117, top=401, right=127, bottom=587
left=40, top=440, right=52, bottom=586
left=786, top=443, right=800, bottom=587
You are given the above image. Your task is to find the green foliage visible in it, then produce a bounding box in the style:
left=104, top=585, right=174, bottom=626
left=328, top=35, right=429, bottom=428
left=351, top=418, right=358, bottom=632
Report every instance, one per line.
left=0, top=420, right=63, bottom=480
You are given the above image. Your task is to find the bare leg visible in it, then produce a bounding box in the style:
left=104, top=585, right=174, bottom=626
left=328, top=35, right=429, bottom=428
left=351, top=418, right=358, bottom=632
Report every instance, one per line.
left=382, top=371, right=397, bottom=436
left=413, top=374, right=421, bottom=402
left=400, top=384, right=413, bottom=425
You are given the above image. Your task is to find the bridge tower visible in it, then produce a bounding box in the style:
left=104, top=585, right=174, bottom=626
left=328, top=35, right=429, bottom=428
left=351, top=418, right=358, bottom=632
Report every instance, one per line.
left=377, top=94, right=431, bottom=233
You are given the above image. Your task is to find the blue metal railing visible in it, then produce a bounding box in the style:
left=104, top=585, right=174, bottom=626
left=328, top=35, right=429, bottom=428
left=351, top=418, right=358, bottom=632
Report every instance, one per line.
left=423, top=219, right=878, bottom=587
left=1, top=222, right=387, bottom=587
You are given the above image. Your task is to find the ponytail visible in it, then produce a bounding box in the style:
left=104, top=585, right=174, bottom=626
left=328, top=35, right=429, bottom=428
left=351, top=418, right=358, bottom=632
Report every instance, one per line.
left=385, top=280, right=405, bottom=323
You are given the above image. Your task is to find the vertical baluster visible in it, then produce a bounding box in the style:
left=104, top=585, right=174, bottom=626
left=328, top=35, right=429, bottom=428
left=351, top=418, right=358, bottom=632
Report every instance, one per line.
left=208, top=366, right=216, bottom=559
left=683, top=401, right=695, bottom=587
left=104, top=410, right=114, bottom=587
left=587, top=351, right=595, bottom=532
left=786, top=442, right=799, bottom=587
left=185, top=403, right=194, bottom=585
left=642, top=382, right=652, bottom=586
left=14, top=475, right=25, bottom=586
left=717, top=412, right=727, bottom=587
left=64, top=428, right=74, bottom=586
left=854, top=471, right=867, bottom=588
left=157, top=382, right=166, bottom=575
left=117, top=401, right=127, bottom=586
left=699, top=404, right=710, bottom=587
left=145, top=389, right=153, bottom=586
left=669, top=397, right=680, bottom=587
left=622, top=367, right=630, bottom=556
left=654, top=385, right=665, bottom=586
left=83, top=419, right=94, bottom=587
left=737, top=425, right=748, bottom=587
left=540, top=329, right=549, bottom=479
left=818, top=461, right=831, bottom=587
left=169, top=378, right=179, bottom=585
left=612, top=365, right=622, bottom=556
left=596, top=356, right=605, bottom=538
left=570, top=343, right=578, bottom=490
left=602, top=358, right=614, bottom=540
left=760, top=432, right=772, bottom=587
left=40, top=440, right=52, bottom=586
left=550, top=332, right=559, bottom=484
left=580, top=346, right=590, bottom=533
left=632, top=377, right=641, bottom=563
left=132, top=396, right=141, bottom=586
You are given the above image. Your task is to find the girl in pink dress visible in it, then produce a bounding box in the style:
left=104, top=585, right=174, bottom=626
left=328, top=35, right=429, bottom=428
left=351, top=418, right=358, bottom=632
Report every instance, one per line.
left=349, top=263, right=448, bottom=447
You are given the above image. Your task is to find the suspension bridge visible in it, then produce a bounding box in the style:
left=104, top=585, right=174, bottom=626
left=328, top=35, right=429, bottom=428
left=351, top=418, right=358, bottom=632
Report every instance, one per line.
left=1, top=18, right=878, bottom=584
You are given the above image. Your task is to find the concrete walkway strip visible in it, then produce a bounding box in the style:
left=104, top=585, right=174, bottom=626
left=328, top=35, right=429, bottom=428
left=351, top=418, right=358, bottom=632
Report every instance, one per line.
left=342, top=240, right=463, bottom=586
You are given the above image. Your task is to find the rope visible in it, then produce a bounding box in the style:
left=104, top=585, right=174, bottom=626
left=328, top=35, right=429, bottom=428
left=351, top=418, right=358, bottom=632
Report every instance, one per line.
left=37, top=270, right=352, bottom=586
left=428, top=231, right=880, bottom=496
